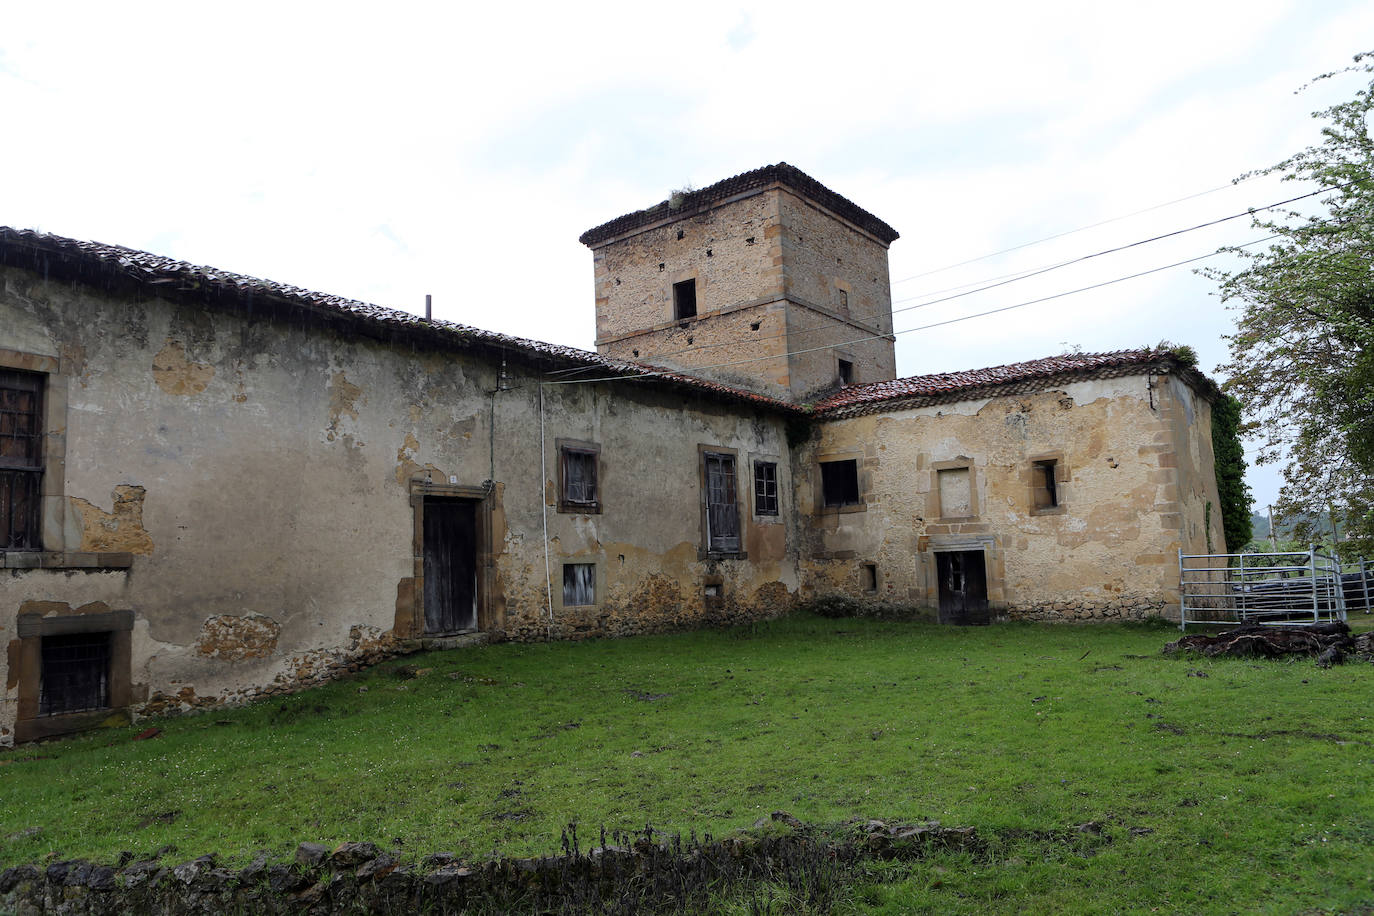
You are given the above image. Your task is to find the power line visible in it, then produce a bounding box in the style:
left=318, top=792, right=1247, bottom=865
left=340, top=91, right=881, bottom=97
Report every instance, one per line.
left=541, top=235, right=1278, bottom=387
left=553, top=180, right=1347, bottom=374
left=889, top=172, right=1268, bottom=285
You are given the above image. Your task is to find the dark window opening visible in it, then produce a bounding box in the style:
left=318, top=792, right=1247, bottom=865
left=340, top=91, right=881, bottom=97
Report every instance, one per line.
left=0, top=369, right=43, bottom=550
left=559, top=445, right=600, bottom=513
left=754, top=461, right=778, bottom=516
left=39, top=632, right=111, bottom=716
left=820, top=459, right=861, bottom=508
left=862, top=563, right=878, bottom=593
left=837, top=359, right=854, bottom=387
left=563, top=563, right=595, bottom=606
left=704, top=451, right=740, bottom=553
left=838, top=289, right=849, bottom=312
left=673, top=279, right=697, bottom=320
left=1032, top=459, right=1059, bottom=509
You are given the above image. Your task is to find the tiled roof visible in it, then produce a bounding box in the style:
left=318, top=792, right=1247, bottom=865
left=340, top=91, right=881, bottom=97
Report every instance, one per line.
left=810, top=349, right=1218, bottom=419
left=0, top=227, right=800, bottom=413
left=578, top=163, right=900, bottom=247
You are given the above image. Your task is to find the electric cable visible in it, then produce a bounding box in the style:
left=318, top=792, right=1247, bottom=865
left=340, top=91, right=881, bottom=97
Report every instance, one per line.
left=541, top=234, right=1279, bottom=387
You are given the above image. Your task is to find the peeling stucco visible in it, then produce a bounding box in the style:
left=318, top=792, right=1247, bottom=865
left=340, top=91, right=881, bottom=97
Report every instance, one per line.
left=70, top=486, right=155, bottom=555
left=194, top=614, right=281, bottom=661
left=152, top=338, right=214, bottom=395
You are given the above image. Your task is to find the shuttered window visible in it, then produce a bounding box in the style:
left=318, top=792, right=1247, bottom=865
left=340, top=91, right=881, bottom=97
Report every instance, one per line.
left=557, top=441, right=600, bottom=513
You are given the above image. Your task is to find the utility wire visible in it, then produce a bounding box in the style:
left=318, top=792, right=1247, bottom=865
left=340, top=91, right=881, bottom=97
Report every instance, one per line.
left=552, top=180, right=1348, bottom=375
left=541, top=234, right=1279, bottom=387
left=890, top=172, right=1267, bottom=285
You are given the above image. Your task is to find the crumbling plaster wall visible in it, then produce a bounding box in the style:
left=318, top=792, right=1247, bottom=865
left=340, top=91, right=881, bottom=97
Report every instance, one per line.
left=1, top=264, right=802, bottom=742
left=499, top=381, right=801, bottom=641
left=797, top=373, right=1218, bottom=621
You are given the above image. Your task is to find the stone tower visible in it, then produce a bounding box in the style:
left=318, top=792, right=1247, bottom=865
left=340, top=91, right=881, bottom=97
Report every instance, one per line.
left=578, top=163, right=899, bottom=402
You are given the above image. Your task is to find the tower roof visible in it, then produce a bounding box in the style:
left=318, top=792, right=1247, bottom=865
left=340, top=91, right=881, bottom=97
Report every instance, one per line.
left=578, top=162, right=900, bottom=247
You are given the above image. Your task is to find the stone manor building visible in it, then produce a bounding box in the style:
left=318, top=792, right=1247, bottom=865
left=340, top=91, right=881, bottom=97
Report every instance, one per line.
left=0, top=163, right=1225, bottom=743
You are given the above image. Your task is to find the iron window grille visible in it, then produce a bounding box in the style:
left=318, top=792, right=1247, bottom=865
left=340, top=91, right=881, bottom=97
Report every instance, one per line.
left=39, top=631, right=111, bottom=716
left=0, top=369, right=43, bottom=550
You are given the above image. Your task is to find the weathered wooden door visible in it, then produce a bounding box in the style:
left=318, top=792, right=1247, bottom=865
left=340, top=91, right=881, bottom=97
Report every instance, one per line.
left=936, top=550, right=989, bottom=625
left=423, top=498, right=477, bottom=634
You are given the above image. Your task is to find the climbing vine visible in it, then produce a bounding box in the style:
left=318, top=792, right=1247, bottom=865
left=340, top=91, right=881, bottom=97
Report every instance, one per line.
left=1211, top=394, right=1253, bottom=551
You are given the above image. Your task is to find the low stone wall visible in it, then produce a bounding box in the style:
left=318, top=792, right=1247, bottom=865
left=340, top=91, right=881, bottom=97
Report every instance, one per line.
left=0, top=818, right=979, bottom=915
left=1005, top=596, right=1171, bottom=623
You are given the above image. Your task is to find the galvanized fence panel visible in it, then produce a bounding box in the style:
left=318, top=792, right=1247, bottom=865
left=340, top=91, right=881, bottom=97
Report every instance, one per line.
left=1341, top=557, right=1373, bottom=613
left=1178, top=547, right=1351, bottom=631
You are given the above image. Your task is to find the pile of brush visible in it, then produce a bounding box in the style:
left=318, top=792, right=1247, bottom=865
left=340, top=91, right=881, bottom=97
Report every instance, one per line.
left=1165, top=621, right=1374, bottom=667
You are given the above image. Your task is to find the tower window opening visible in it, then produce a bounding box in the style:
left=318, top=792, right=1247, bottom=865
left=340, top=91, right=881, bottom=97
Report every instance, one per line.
left=673, top=279, right=697, bottom=320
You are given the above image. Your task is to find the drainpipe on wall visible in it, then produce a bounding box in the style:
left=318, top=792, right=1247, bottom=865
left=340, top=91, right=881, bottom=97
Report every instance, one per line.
left=539, top=379, right=555, bottom=638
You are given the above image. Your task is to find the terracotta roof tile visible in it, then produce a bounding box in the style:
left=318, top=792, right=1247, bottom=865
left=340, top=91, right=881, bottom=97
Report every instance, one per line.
left=579, top=162, right=900, bottom=247
left=810, top=349, right=1216, bottom=418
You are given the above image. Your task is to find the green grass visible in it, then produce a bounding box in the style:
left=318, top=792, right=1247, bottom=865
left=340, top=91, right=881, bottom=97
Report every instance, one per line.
left=3, top=614, right=1373, bottom=914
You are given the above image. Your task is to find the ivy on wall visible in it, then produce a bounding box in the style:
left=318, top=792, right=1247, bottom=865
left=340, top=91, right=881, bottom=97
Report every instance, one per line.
left=1211, top=394, right=1253, bottom=552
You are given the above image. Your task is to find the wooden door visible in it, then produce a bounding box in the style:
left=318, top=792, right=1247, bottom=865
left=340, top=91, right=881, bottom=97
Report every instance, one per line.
left=422, top=498, right=477, bottom=634
left=936, top=550, right=990, bottom=625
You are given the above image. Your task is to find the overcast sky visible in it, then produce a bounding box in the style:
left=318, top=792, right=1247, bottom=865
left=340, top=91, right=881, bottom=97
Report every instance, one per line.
left=4, top=2, right=1371, bottom=510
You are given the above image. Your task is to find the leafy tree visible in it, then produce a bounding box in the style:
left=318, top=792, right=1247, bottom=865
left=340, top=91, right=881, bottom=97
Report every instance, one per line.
left=1210, top=394, right=1253, bottom=551
left=1205, top=51, right=1374, bottom=560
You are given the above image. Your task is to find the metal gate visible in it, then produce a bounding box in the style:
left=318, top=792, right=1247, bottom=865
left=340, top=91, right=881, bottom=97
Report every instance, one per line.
left=1178, top=547, right=1349, bottom=631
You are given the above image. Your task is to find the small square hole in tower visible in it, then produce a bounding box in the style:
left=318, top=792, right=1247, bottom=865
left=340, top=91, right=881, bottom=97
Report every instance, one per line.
left=673, top=279, right=697, bottom=320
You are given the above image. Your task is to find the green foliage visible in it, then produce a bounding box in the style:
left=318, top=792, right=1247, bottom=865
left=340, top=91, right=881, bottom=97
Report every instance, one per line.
left=1203, top=51, right=1374, bottom=560
left=1153, top=339, right=1199, bottom=367
left=3, top=617, right=1373, bottom=914
left=1210, top=395, right=1253, bottom=551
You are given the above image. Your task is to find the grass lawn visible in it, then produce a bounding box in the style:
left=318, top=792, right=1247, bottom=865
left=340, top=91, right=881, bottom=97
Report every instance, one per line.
left=2, top=614, right=1372, bottom=913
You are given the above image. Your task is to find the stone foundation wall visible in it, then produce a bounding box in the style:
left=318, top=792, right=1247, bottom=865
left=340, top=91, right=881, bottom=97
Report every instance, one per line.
left=1005, top=596, right=1171, bottom=623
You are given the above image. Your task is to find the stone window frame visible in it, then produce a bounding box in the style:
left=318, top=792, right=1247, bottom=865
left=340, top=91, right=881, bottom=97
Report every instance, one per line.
left=932, top=458, right=979, bottom=521
left=0, top=348, right=133, bottom=570
left=814, top=447, right=868, bottom=515
left=556, top=438, right=602, bottom=515
left=13, top=603, right=134, bottom=743
left=671, top=273, right=700, bottom=323
left=698, top=444, right=746, bottom=559
left=1027, top=451, right=1068, bottom=516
